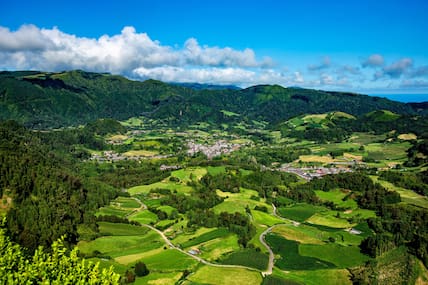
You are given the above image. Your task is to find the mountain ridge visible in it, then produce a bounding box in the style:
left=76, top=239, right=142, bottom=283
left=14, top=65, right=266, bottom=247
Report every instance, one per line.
left=0, top=70, right=426, bottom=128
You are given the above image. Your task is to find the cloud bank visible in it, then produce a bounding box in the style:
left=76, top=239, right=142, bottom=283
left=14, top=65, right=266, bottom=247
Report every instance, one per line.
left=0, top=25, right=272, bottom=84
left=1, top=25, right=427, bottom=92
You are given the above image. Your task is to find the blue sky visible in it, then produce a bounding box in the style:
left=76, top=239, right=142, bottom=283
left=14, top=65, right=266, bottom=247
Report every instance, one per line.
left=1, top=0, right=427, bottom=98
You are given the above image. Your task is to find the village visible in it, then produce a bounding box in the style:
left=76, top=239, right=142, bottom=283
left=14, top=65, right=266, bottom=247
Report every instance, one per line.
left=186, top=140, right=244, bottom=159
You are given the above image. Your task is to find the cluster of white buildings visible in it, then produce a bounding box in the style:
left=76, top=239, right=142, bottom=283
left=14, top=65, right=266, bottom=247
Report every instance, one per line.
left=186, top=140, right=242, bottom=159
left=278, top=165, right=353, bottom=180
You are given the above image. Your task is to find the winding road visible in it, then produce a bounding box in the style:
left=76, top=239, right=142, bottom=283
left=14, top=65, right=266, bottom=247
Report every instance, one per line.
left=128, top=197, right=298, bottom=276
left=259, top=226, right=275, bottom=276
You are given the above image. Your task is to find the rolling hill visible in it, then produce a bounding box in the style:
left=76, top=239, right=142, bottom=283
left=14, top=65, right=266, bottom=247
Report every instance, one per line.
left=0, top=70, right=425, bottom=128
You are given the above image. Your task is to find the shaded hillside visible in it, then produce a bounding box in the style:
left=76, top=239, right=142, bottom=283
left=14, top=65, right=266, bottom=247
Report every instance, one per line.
left=0, top=70, right=423, bottom=128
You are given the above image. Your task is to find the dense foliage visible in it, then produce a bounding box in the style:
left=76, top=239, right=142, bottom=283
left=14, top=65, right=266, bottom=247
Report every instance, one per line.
left=0, top=121, right=118, bottom=251
left=0, top=223, right=120, bottom=284
left=1, top=70, right=425, bottom=129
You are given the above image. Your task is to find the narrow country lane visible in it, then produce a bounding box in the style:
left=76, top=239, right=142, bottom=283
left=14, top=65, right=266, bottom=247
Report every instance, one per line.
left=259, top=226, right=274, bottom=276
left=128, top=197, right=300, bottom=276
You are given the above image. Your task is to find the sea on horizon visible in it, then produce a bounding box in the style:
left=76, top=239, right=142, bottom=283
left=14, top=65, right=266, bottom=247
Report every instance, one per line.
left=369, top=94, right=428, bottom=103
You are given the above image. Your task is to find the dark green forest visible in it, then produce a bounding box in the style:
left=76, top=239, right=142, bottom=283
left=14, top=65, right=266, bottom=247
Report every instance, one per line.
left=1, top=70, right=426, bottom=129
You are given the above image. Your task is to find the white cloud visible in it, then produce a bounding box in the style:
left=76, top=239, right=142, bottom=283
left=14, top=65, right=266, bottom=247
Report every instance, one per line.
left=400, top=79, right=428, bottom=88
left=1, top=24, right=427, bottom=92
left=373, top=58, right=413, bottom=80
left=133, top=66, right=256, bottom=85
left=308, top=56, right=331, bottom=71
left=293, top=72, right=304, bottom=84
left=409, top=65, right=428, bottom=78
left=0, top=25, right=270, bottom=76
left=0, top=25, right=55, bottom=52
left=362, top=54, right=384, bottom=67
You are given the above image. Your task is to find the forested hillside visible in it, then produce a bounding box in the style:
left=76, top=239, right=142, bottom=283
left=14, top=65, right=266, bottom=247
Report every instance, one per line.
left=0, top=70, right=425, bottom=128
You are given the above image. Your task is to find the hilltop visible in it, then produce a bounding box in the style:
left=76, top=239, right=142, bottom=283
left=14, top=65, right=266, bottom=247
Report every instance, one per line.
left=0, top=70, right=426, bottom=129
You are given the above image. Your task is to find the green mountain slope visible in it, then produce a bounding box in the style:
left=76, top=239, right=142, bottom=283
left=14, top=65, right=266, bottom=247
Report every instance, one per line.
left=0, top=70, right=424, bottom=128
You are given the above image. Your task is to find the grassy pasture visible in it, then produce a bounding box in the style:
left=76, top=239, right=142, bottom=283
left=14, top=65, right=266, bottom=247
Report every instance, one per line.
left=271, top=268, right=352, bottom=285
left=107, top=134, right=128, bottom=141
left=170, top=167, right=207, bottom=182
left=252, top=210, right=288, bottom=227
left=156, top=205, right=177, bottom=216
left=272, top=224, right=324, bottom=245
left=143, top=249, right=198, bottom=271
left=96, top=206, right=131, bottom=218
left=115, top=247, right=165, bottom=265
left=206, top=165, right=227, bottom=175
left=90, top=257, right=128, bottom=275
left=128, top=181, right=193, bottom=195
left=186, top=266, right=262, bottom=285
left=97, top=222, right=149, bottom=236
left=311, top=142, right=360, bottom=155
left=272, top=223, right=365, bottom=248
left=221, top=248, right=269, bottom=270
left=213, top=188, right=270, bottom=215
left=299, top=243, right=370, bottom=268
left=213, top=198, right=268, bottom=215
left=373, top=177, right=428, bottom=209
left=114, top=197, right=140, bottom=208
left=349, top=132, right=386, bottom=144
left=172, top=227, right=214, bottom=245
left=266, top=234, right=335, bottom=270
left=78, top=231, right=163, bottom=258
left=155, top=219, right=175, bottom=229
left=306, top=212, right=353, bottom=228
left=298, top=155, right=336, bottom=164
left=134, top=272, right=182, bottom=285
left=123, top=150, right=159, bottom=157
left=315, top=190, right=357, bottom=209
left=278, top=204, right=326, bottom=222
left=397, top=133, right=417, bottom=140
left=198, top=235, right=240, bottom=261
left=128, top=210, right=158, bottom=224
left=143, top=198, right=162, bottom=208
left=181, top=228, right=229, bottom=248
left=364, top=141, right=411, bottom=160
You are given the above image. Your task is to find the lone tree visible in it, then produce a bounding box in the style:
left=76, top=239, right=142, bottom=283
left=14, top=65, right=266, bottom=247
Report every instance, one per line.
left=135, top=261, right=150, bottom=277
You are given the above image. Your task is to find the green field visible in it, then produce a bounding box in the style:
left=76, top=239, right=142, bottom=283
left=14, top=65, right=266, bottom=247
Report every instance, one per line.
left=278, top=204, right=326, bottom=222
left=78, top=231, right=163, bottom=259
left=272, top=224, right=325, bottom=245
left=128, top=210, right=158, bottom=224
left=271, top=268, right=352, bottom=285
left=299, top=243, right=371, bottom=268
left=266, top=234, right=336, bottom=270
left=170, top=167, right=207, bottom=182
left=198, top=234, right=240, bottom=261
left=134, top=271, right=182, bottom=285
left=98, top=222, right=149, bottom=236
left=142, top=249, right=198, bottom=271
left=96, top=206, right=131, bottom=218
left=206, top=166, right=227, bottom=175
left=128, top=180, right=194, bottom=195
left=252, top=210, right=288, bottom=227
left=373, top=176, right=428, bottom=209
left=186, top=266, right=262, bottom=285
left=221, top=248, right=269, bottom=271
left=181, top=228, right=230, bottom=248
left=306, top=212, right=354, bottom=228
left=315, top=190, right=357, bottom=209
